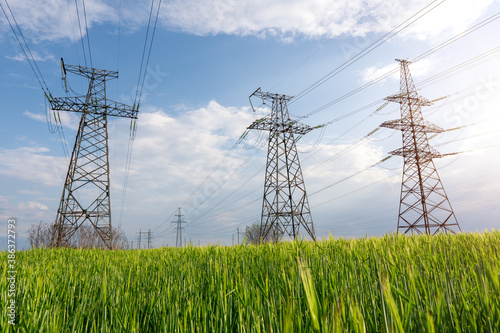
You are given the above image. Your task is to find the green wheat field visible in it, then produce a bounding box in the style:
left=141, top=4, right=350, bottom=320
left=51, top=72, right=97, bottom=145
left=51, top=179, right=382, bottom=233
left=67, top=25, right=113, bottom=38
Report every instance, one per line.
left=2, top=231, right=499, bottom=332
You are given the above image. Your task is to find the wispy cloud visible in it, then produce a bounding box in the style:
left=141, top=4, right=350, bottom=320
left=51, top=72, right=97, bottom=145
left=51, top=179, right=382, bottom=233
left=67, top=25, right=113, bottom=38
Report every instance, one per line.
left=0, top=196, right=53, bottom=236
left=24, top=110, right=80, bottom=131
left=1, top=0, right=494, bottom=42
left=0, top=146, right=66, bottom=186
left=161, top=0, right=494, bottom=40
left=107, top=100, right=398, bottom=240
left=26, top=201, right=49, bottom=211
left=6, top=51, right=54, bottom=62
left=0, top=0, right=114, bottom=42
left=359, top=59, right=436, bottom=84
left=397, top=0, right=495, bottom=41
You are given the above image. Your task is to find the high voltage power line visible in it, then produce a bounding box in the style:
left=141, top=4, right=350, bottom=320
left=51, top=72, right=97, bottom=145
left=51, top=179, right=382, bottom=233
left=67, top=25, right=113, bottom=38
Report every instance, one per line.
left=2, top=0, right=163, bottom=246
left=0, top=0, right=50, bottom=94
left=192, top=135, right=499, bottom=240
left=291, top=11, right=500, bottom=123
left=2, top=0, right=498, bottom=244
left=177, top=54, right=499, bottom=241
left=243, top=15, right=500, bottom=172
left=1, top=0, right=82, bottom=207
left=173, top=1, right=472, bottom=231
left=179, top=45, right=500, bottom=231
left=179, top=125, right=495, bottom=242
left=134, top=0, right=162, bottom=108
left=178, top=125, right=495, bottom=242
left=295, top=48, right=500, bottom=168
left=154, top=142, right=267, bottom=239
left=305, top=90, right=498, bottom=176
left=75, top=0, right=93, bottom=68
left=184, top=133, right=498, bottom=240
left=290, top=0, right=447, bottom=103
left=118, top=0, right=162, bottom=225
left=270, top=0, right=444, bottom=94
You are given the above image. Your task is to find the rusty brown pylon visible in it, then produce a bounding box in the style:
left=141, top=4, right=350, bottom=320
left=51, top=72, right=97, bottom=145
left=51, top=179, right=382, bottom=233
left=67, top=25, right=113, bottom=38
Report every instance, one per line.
left=380, top=59, right=461, bottom=235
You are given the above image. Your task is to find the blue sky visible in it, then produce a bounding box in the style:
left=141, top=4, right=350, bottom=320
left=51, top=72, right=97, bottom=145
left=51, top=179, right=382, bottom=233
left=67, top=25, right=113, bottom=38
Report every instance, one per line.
left=1, top=0, right=499, bottom=249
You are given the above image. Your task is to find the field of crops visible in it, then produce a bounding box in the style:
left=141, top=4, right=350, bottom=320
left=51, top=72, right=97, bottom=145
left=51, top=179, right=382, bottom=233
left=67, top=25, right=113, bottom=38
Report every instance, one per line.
left=1, top=231, right=499, bottom=332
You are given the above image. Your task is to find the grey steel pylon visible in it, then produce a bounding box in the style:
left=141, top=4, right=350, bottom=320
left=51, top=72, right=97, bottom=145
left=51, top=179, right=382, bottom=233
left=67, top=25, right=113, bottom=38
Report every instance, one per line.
left=172, top=207, right=186, bottom=247
left=248, top=89, right=315, bottom=241
left=380, top=59, right=461, bottom=235
left=48, top=59, right=138, bottom=248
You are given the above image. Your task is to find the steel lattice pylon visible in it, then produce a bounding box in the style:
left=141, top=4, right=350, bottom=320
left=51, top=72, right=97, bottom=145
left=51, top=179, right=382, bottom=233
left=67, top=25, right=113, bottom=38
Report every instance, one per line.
left=172, top=207, right=186, bottom=247
left=380, top=59, right=461, bottom=235
left=48, top=60, right=138, bottom=248
left=248, top=89, right=315, bottom=241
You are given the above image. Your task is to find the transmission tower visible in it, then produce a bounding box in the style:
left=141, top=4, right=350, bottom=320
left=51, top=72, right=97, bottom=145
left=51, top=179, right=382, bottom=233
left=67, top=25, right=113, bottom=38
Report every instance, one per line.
left=48, top=59, right=138, bottom=248
left=248, top=89, right=315, bottom=241
left=380, top=59, right=461, bottom=235
left=172, top=207, right=186, bottom=247
left=147, top=229, right=154, bottom=249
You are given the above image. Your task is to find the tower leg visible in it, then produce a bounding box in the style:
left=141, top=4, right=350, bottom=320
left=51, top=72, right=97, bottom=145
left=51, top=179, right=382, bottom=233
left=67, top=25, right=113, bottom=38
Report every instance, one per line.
left=398, top=157, right=460, bottom=235
left=52, top=111, right=112, bottom=248
left=259, top=105, right=315, bottom=242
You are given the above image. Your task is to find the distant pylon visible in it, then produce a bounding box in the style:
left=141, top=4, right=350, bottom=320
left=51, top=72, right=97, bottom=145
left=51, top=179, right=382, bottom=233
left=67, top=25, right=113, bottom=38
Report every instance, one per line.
left=49, top=59, right=138, bottom=248
left=248, top=88, right=315, bottom=241
left=147, top=229, right=153, bottom=249
left=172, top=207, right=186, bottom=247
left=380, top=59, right=461, bottom=235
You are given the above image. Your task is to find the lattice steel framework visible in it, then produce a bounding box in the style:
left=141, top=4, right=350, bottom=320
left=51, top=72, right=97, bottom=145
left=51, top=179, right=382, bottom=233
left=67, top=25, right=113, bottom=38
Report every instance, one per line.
left=48, top=60, right=138, bottom=248
left=172, top=207, right=186, bottom=247
left=380, top=59, right=461, bottom=235
left=248, top=89, right=315, bottom=241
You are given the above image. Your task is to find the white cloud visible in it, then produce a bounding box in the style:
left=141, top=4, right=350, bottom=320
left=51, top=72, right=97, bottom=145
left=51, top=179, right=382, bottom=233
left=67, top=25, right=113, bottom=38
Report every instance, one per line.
left=26, top=201, right=49, bottom=210
left=0, top=196, right=52, bottom=239
left=359, top=59, right=436, bottom=84
left=397, top=0, right=495, bottom=41
left=302, top=140, right=389, bottom=185
left=1, top=0, right=494, bottom=42
left=7, top=101, right=260, bottom=241
left=107, top=100, right=402, bottom=242
left=0, top=0, right=114, bottom=42
left=24, top=110, right=80, bottom=131
left=163, top=0, right=391, bottom=38
left=3, top=100, right=498, bottom=246
left=0, top=146, right=66, bottom=186
left=105, top=101, right=263, bottom=238
left=360, top=63, right=400, bottom=84
left=162, top=0, right=494, bottom=40
left=7, top=51, right=54, bottom=62
left=23, top=111, right=45, bottom=122
left=116, top=101, right=254, bottom=197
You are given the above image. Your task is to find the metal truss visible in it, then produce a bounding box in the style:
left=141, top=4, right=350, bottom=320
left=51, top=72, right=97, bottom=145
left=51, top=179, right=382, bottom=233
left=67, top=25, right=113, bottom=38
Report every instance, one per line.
left=248, top=90, right=315, bottom=241
left=380, top=59, right=461, bottom=235
left=172, top=207, right=186, bottom=248
left=49, top=59, right=138, bottom=248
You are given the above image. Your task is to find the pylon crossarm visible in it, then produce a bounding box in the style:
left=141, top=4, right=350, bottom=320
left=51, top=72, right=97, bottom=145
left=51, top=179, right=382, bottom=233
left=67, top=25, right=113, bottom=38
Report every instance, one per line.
left=388, top=147, right=442, bottom=159
left=49, top=97, right=138, bottom=119
left=385, top=94, right=432, bottom=107
left=260, top=92, right=293, bottom=103
left=64, top=63, right=118, bottom=80
left=104, top=100, right=138, bottom=118
left=380, top=119, right=444, bottom=133
left=248, top=118, right=313, bottom=135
